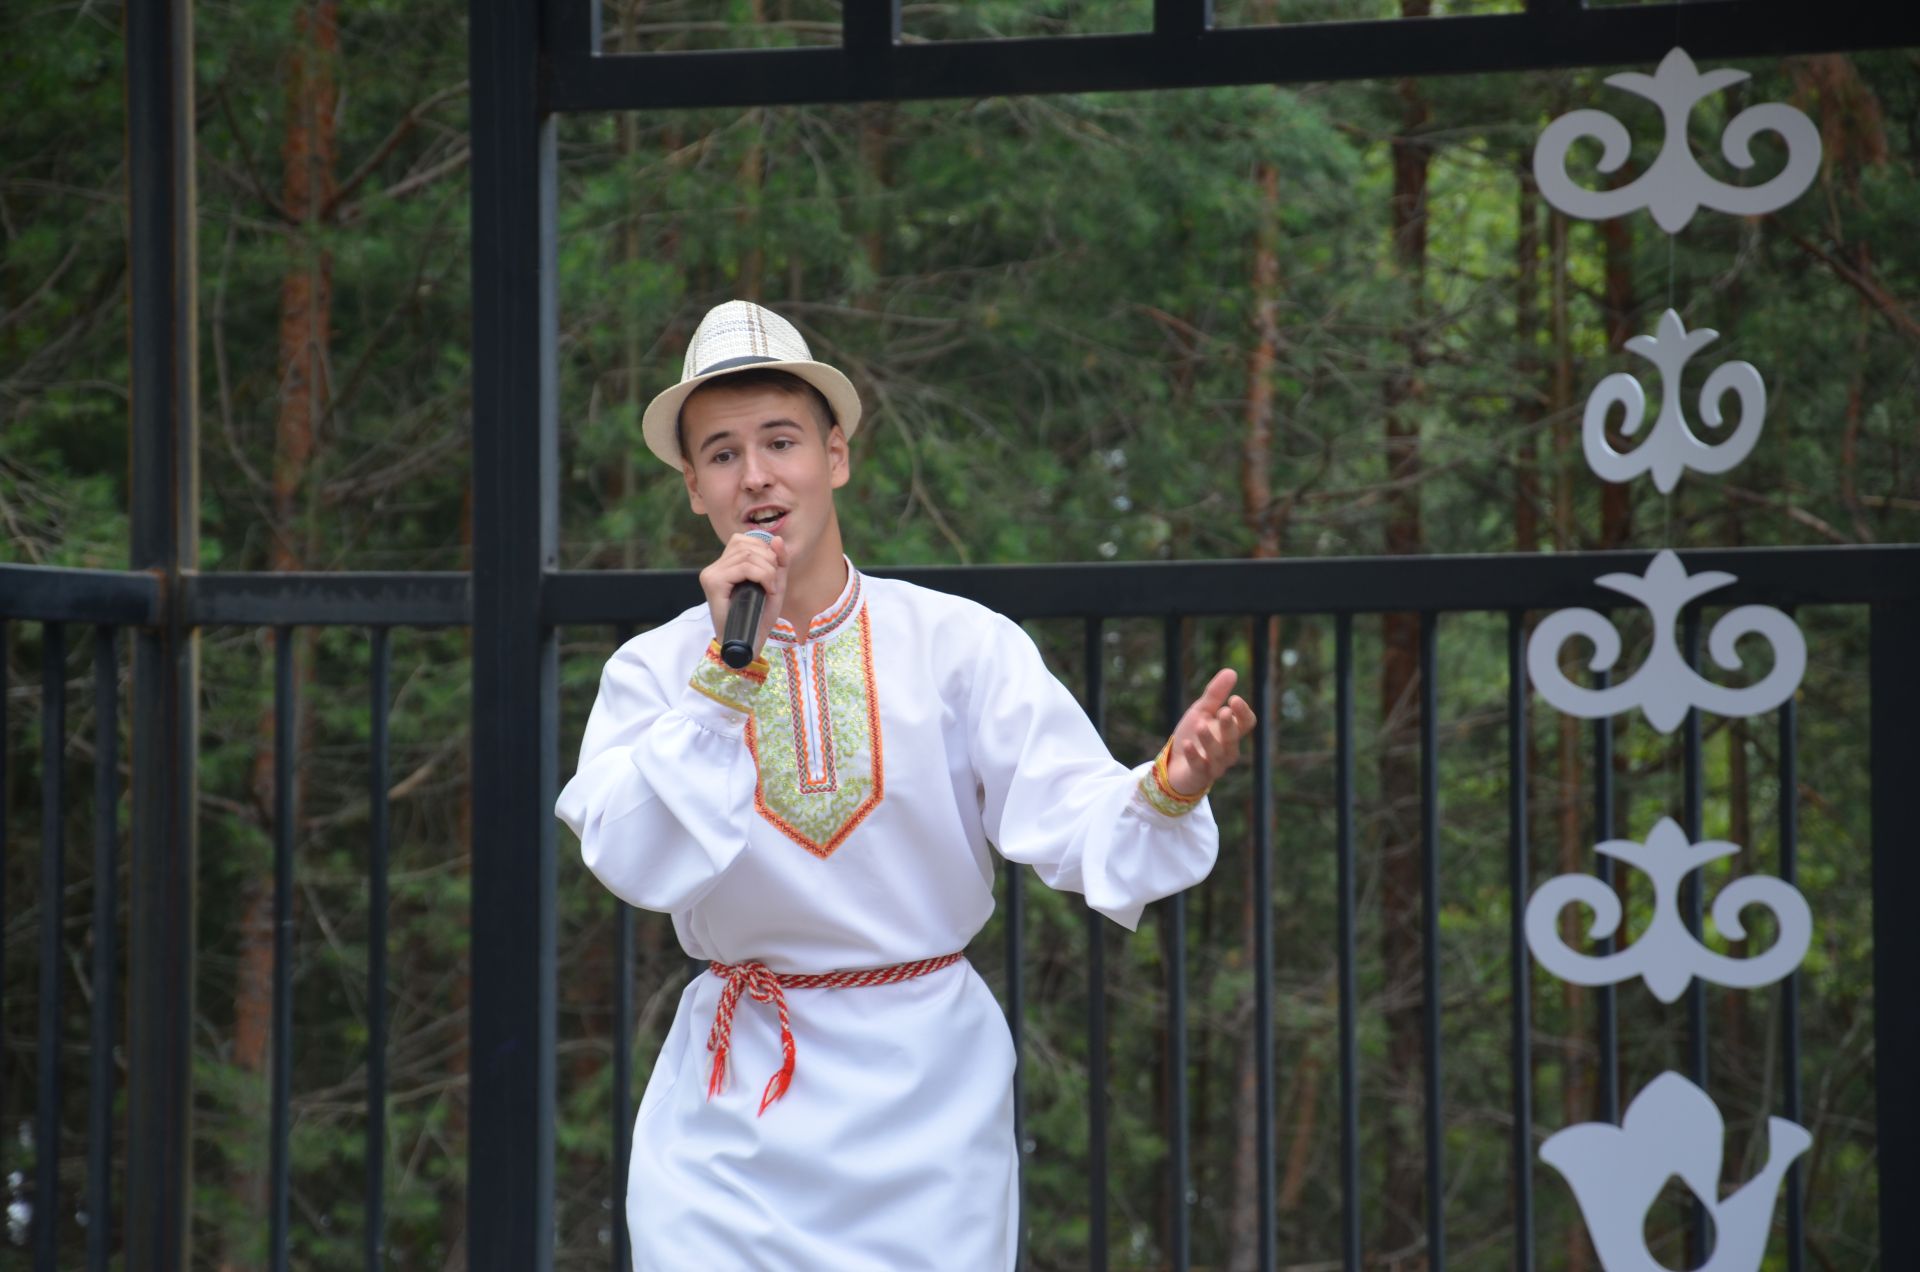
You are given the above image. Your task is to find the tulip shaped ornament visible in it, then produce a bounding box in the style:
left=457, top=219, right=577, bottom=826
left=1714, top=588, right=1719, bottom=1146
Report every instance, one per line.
left=1542, top=1072, right=1810, bottom=1272
left=1527, top=550, right=1805, bottom=733
left=1584, top=309, right=1766, bottom=493
left=1533, top=47, right=1821, bottom=234
left=1525, top=817, right=1810, bottom=1003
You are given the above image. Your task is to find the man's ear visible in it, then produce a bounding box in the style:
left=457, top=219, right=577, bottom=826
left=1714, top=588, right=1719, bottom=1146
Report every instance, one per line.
left=828, top=424, right=850, bottom=490
left=682, top=461, right=706, bottom=514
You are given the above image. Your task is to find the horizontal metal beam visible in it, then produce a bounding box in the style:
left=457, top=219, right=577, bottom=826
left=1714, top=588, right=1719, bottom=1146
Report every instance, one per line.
left=0, top=564, right=161, bottom=625
left=9, top=542, right=1917, bottom=631
left=545, top=2, right=1920, bottom=111
left=183, top=573, right=470, bottom=627
left=542, top=543, right=1920, bottom=625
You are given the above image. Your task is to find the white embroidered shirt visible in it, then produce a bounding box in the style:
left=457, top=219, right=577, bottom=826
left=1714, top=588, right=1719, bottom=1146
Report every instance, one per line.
left=555, top=560, right=1219, bottom=971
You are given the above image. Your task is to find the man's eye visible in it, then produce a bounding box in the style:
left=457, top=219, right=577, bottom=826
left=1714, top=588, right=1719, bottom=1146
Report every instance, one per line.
left=771, top=437, right=793, bottom=449
left=710, top=451, right=734, bottom=465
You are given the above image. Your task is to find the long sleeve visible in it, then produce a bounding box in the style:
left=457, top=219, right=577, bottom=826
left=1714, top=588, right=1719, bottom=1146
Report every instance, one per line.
left=966, top=613, right=1219, bottom=930
left=555, top=635, right=765, bottom=913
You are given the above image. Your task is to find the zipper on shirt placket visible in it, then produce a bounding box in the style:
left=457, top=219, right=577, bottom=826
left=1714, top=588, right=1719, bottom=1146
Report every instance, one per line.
left=794, top=640, right=832, bottom=788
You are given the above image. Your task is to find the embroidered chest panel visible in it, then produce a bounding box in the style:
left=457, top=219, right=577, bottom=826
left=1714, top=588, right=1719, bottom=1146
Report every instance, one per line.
left=744, top=602, right=884, bottom=858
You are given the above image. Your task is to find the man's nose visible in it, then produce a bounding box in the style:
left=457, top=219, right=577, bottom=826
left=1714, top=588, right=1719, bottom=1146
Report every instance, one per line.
left=739, top=448, right=773, bottom=489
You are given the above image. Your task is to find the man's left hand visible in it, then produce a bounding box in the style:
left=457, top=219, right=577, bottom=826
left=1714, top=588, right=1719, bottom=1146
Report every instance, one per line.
left=1165, top=668, right=1257, bottom=797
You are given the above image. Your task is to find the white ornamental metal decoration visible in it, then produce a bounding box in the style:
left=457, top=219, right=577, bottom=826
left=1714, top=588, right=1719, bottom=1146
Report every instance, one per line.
left=1527, top=550, right=1805, bottom=733
left=1584, top=309, right=1766, bottom=493
left=1533, top=46, right=1821, bottom=234
left=1542, top=1072, right=1810, bottom=1272
left=1526, top=817, right=1810, bottom=1003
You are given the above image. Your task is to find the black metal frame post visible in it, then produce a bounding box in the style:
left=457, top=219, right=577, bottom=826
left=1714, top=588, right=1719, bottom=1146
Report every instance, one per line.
left=124, top=2, right=198, bottom=1267
left=546, top=2, right=1920, bottom=110
left=469, top=0, right=561, bottom=1266
left=1870, top=601, right=1920, bottom=1272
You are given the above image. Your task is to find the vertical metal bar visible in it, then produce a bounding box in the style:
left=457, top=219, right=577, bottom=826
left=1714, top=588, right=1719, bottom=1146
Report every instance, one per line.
left=1506, top=612, right=1534, bottom=1271
left=1593, top=667, right=1619, bottom=1124
left=1083, top=617, right=1108, bottom=1272
left=1869, top=600, right=1920, bottom=1272
left=367, top=627, right=391, bottom=1272
left=1335, top=614, right=1360, bottom=1272
left=1162, top=614, right=1190, bottom=1271
left=469, top=0, right=559, bottom=1260
left=611, top=902, right=634, bottom=1269
left=0, top=622, right=7, bottom=1199
left=1250, top=617, right=1276, bottom=1272
left=36, top=622, right=67, bottom=1270
left=543, top=0, right=602, bottom=56
left=1681, top=608, right=1707, bottom=1262
left=1154, top=0, right=1214, bottom=41
left=1777, top=643, right=1803, bottom=1272
left=1419, top=613, right=1445, bottom=1272
left=1005, top=841, right=1027, bottom=1267
left=611, top=622, right=636, bottom=1272
left=125, top=2, right=198, bottom=1266
left=844, top=0, right=900, bottom=56
left=88, top=627, right=119, bottom=1272
left=270, top=627, right=295, bottom=1272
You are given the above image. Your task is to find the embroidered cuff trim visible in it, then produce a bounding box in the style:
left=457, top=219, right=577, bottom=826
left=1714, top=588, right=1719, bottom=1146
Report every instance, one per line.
left=689, top=639, right=769, bottom=713
left=1140, top=738, right=1209, bottom=818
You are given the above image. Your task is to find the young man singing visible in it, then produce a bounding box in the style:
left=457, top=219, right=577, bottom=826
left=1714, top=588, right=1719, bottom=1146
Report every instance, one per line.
left=556, top=300, right=1255, bottom=1270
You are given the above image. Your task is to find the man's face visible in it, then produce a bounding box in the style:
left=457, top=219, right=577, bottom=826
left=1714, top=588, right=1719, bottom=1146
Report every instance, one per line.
left=680, top=383, right=849, bottom=563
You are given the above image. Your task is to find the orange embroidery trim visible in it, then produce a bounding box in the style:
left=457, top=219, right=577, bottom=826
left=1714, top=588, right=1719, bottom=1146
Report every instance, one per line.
left=702, top=638, right=768, bottom=684
left=744, top=605, right=885, bottom=859
left=768, top=571, right=862, bottom=645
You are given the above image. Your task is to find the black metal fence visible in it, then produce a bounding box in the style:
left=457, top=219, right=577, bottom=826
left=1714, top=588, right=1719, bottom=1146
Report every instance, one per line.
left=8, top=552, right=1919, bottom=1268
left=5, top=1, right=1920, bottom=1270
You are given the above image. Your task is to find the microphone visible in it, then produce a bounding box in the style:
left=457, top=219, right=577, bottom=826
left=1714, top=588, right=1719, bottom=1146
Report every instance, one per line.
left=719, top=528, right=775, bottom=669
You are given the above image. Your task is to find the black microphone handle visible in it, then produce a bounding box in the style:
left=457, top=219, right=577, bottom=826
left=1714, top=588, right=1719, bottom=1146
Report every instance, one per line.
left=720, top=580, right=766, bottom=669
left=719, top=528, right=776, bottom=669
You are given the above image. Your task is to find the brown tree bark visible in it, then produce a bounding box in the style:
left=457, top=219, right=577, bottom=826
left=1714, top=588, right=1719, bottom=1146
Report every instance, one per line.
left=1597, top=182, right=1635, bottom=551
left=224, top=5, right=339, bottom=1268
left=1797, top=54, right=1890, bottom=543
left=1226, top=152, right=1285, bottom=1272
left=1514, top=165, right=1542, bottom=556
left=1546, top=200, right=1597, bottom=1272
left=1379, top=10, right=1432, bottom=1262
left=856, top=104, right=893, bottom=305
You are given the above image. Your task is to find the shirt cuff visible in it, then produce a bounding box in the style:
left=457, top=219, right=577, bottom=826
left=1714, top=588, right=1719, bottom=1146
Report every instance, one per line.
left=680, top=639, right=768, bottom=736
left=1136, top=739, right=1210, bottom=819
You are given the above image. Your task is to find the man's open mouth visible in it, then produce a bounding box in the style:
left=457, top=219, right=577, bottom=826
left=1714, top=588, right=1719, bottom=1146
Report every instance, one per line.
left=745, top=507, right=789, bottom=528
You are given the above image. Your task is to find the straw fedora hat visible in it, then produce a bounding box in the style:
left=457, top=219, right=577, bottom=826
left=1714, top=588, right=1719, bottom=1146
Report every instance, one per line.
left=642, top=300, right=863, bottom=470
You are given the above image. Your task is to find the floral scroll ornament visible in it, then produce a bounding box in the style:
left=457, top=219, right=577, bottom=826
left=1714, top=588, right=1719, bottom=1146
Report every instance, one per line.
left=1584, top=309, right=1765, bottom=493
left=1527, top=550, right=1804, bottom=733
left=1542, top=1072, right=1810, bottom=1272
left=1533, top=46, right=1821, bottom=234
left=1525, top=817, right=1810, bottom=1003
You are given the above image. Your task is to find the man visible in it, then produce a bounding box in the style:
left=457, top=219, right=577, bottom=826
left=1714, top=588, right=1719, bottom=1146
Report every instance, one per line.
left=556, top=300, right=1255, bottom=1270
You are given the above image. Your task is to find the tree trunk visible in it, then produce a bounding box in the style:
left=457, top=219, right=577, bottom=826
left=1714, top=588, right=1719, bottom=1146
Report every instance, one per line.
left=223, top=5, right=339, bottom=1269
left=1225, top=152, right=1286, bottom=1272
left=1598, top=181, right=1635, bottom=550
left=856, top=103, right=893, bottom=307
left=1545, top=198, right=1598, bottom=1272
left=1514, top=164, right=1542, bottom=556
left=1379, top=12, right=1432, bottom=1262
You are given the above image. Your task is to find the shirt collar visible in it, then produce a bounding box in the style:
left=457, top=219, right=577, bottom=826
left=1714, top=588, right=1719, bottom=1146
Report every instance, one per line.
left=768, top=556, right=861, bottom=645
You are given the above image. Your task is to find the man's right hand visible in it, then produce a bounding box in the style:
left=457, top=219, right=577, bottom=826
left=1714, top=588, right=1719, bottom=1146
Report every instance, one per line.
left=699, top=532, right=789, bottom=658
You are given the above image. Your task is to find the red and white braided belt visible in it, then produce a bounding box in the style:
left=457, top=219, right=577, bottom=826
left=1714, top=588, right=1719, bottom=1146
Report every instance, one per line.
left=705, top=952, right=966, bottom=1115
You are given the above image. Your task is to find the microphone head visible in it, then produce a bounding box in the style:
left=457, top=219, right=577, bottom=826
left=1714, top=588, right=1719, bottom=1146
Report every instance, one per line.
left=742, top=528, right=775, bottom=545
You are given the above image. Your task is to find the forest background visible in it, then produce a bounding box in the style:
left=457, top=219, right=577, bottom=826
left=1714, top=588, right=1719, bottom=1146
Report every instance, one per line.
left=3, top=0, right=1916, bottom=1268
